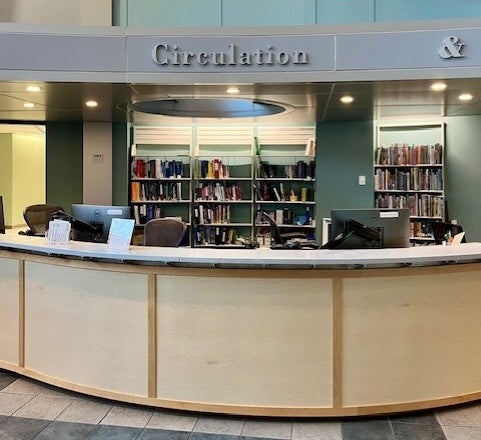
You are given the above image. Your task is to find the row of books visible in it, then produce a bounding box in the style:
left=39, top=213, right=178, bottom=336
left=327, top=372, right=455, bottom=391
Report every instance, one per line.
left=193, top=226, right=237, bottom=246
left=195, top=159, right=230, bottom=179
left=254, top=182, right=311, bottom=202
left=193, top=204, right=231, bottom=224
left=132, top=159, right=185, bottom=179
left=132, top=204, right=163, bottom=225
left=258, top=160, right=315, bottom=179
left=375, top=143, right=443, bottom=166
left=374, top=168, right=443, bottom=191
left=131, top=181, right=185, bottom=202
left=410, top=221, right=436, bottom=239
left=194, top=182, right=243, bottom=201
left=257, top=207, right=313, bottom=226
left=375, top=193, right=445, bottom=218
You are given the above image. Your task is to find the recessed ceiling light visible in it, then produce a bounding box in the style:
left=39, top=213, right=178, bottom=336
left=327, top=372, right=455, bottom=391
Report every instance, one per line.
left=85, top=100, right=98, bottom=107
left=459, top=93, right=473, bottom=101
left=23, top=102, right=35, bottom=108
left=26, top=85, right=41, bottom=92
left=430, top=82, right=447, bottom=91
left=340, top=95, right=354, bottom=104
left=226, top=86, right=240, bottom=94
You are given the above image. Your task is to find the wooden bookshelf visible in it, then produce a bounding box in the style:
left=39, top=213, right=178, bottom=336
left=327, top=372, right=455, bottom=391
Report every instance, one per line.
left=374, top=122, right=446, bottom=244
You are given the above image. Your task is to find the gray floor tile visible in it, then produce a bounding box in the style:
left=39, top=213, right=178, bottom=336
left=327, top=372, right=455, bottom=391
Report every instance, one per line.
left=0, top=392, right=34, bottom=416
left=32, top=420, right=95, bottom=440
left=0, top=374, right=18, bottom=392
left=442, top=425, right=481, bottom=440
left=292, top=420, right=343, bottom=440
left=100, top=403, right=153, bottom=428
left=391, top=421, right=446, bottom=440
left=437, top=405, right=481, bottom=427
left=137, top=428, right=190, bottom=439
left=390, top=411, right=439, bottom=425
left=193, top=416, right=244, bottom=435
left=241, top=419, right=291, bottom=439
left=189, top=433, right=239, bottom=440
left=0, top=416, right=50, bottom=440
left=1, top=379, right=45, bottom=396
left=146, top=410, right=197, bottom=431
left=13, top=394, right=74, bottom=420
left=84, top=424, right=142, bottom=439
left=55, top=397, right=113, bottom=424
left=342, top=418, right=395, bottom=440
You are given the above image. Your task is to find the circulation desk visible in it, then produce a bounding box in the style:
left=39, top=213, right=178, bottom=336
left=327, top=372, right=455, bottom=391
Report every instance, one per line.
left=1, top=233, right=481, bottom=417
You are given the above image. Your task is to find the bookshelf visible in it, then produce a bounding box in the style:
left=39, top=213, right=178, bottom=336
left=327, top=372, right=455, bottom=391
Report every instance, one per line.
left=192, top=126, right=254, bottom=247
left=374, top=122, right=445, bottom=244
left=130, top=125, right=316, bottom=247
left=254, top=127, right=317, bottom=245
left=130, top=127, right=192, bottom=241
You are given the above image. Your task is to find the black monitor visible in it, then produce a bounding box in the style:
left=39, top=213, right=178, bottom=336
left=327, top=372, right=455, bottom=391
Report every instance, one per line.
left=0, top=196, right=5, bottom=234
left=71, top=204, right=132, bottom=243
left=324, top=208, right=411, bottom=249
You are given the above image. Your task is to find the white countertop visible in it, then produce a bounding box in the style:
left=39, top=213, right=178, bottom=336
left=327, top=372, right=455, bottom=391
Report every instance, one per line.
left=2, top=231, right=481, bottom=269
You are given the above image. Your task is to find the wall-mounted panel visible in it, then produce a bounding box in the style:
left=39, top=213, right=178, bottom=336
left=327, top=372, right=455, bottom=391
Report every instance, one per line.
left=127, top=0, right=221, bottom=27
left=222, top=0, right=316, bottom=26
left=317, top=0, right=374, bottom=24
left=376, top=0, right=481, bottom=22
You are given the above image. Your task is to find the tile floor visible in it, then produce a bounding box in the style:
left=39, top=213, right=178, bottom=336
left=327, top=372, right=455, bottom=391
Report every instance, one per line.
left=1, top=369, right=481, bottom=439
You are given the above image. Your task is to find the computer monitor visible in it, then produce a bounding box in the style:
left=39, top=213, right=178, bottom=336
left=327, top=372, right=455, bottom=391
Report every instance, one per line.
left=0, top=196, right=5, bottom=234
left=71, top=204, right=132, bottom=243
left=325, top=208, right=411, bottom=249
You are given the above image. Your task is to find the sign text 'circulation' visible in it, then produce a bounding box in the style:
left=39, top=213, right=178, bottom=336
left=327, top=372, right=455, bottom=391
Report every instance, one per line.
left=152, top=43, right=309, bottom=67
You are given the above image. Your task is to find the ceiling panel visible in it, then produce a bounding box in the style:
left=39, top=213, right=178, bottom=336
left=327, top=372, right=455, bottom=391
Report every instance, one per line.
left=0, top=78, right=480, bottom=128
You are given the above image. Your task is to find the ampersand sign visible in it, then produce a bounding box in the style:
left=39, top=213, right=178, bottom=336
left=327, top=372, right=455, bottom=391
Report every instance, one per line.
left=439, top=36, right=465, bottom=59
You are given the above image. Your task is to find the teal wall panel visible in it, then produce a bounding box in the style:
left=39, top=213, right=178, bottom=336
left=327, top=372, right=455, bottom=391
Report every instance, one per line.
left=112, top=0, right=127, bottom=26
left=112, top=122, right=129, bottom=206
left=45, top=122, right=83, bottom=214
left=222, top=0, right=316, bottom=26
left=126, top=0, right=221, bottom=27
left=376, top=0, right=481, bottom=22
left=317, top=0, right=374, bottom=24
left=315, top=120, right=374, bottom=237
left=445, top=115, right=481, bottom=242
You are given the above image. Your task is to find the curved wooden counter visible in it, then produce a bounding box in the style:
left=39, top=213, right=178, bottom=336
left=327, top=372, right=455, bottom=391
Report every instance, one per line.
left=2, top=234, right=481, bottom=417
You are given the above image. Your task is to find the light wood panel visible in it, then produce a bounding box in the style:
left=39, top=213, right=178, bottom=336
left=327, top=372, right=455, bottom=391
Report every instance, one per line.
left=342, top=270, right=481, bottom=406
left=0, top=257, right=19, bottom=366
left=155, top=273, right=334, bottom=407
left=24, top=261, right=149, bottom=396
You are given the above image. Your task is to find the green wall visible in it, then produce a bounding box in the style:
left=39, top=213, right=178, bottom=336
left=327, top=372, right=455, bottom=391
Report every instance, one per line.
left=445, top=115, right=481, bottom=242
left=112, top=122, right=129, bottom=206
left=46, top=122, right=83, bottom=214
left=112, top=0, right=481, bottom=27
left=315, top=120, right=374, bottom=240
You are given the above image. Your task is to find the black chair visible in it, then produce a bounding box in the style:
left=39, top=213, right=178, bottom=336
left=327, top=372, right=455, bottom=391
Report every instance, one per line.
left=143, top=218, right=187, bottom=247
left=0, top=196, right=5, bottom=234
left=430, top=221, right=466, bottom=244
left=20, top=204, right=64, bottom=236
left=257, top=210, right=318, bottom=249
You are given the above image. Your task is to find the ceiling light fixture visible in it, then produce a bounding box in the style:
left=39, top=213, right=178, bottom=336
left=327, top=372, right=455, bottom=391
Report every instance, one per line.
left=340, top=95, right=354, bottom=104
left=23, top=102, right=35, bottom=108
left=430, top=82, right=447, bottom=91
left=458, top=93, right=473, bottom=101
left=85, top=100, right=98, bottom=107
left=26, top=85, right=41, bottom=92
left=226, top=86, right=240, bottom=94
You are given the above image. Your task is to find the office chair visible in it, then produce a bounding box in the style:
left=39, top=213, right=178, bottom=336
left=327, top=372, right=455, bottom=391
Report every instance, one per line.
left=143, top=218, right=187, bottom=247
left=20, top=204, right=65, bottom=236
left=429, top=221, right=466, bottom=245
left=257, top=210, right=318, bottom=249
